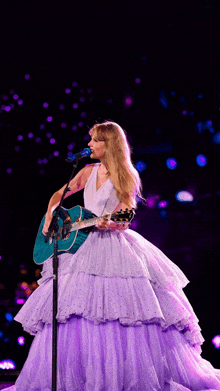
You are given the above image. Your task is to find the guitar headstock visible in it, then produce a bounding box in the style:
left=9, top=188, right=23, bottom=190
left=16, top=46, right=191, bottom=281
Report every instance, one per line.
left=111, top=208, right=135, bottom=223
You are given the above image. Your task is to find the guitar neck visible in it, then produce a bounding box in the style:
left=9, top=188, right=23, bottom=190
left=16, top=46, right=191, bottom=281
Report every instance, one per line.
left=70, top=216, right=104, bottom=232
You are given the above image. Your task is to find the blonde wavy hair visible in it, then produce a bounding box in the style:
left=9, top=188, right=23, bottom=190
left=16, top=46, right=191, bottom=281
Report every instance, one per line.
left=89, top=121, right=144, bottom=209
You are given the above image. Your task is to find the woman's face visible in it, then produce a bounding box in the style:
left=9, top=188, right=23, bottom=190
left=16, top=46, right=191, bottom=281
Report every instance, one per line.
left=88, top=132, right=105, bottom=161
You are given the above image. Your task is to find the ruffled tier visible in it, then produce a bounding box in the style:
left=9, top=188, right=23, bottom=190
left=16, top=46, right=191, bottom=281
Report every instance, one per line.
left=15, top=268, right=204, bottom=352
left=38, top=228, right=190, bottom=291
left=13, top=317, right=220, bottom=391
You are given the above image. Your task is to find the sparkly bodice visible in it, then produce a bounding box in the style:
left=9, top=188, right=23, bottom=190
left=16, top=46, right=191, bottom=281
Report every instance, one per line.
left=83, top=163, right=120, bottom=216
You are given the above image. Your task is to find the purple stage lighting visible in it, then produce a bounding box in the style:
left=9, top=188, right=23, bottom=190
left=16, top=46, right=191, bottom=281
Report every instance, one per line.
left=196, top=154, right=207, bottom=167
left=53, top=151, right=59, bottom=157
left=61, top=123, right=67, bottom=128
left=5, top=106, right=11, bottom=112
left=68, top=144, right=74, bottom=150
left=81, top=112, right=87, bottom=117
left=15, top=146, right=20, bottom=152
left=18, top=99, right=23, bottom=105
left=135, top=78, right=141, bottom=84
left=2, top=95, right=8, bottom=100
left=65, top=88, right=71, bottom=94
left=16, top=298, right=25, bottom=305
left=40, top=124, right=45, bottom=130
left=78, top=121, right=84, bottom=127
left=50, top=138, right=56, bottom=144
left=84, top=135, right=89, bottom=141
left=28, top=132, right=34, bottom=138
left=46, top=132, right=52, bottom=138
left=72, top=125, right=77, bottom=131
left=73, top=103, right=78, bottom=109
left=24, top=74, right=30, bottom=80
left=47, top=116, right=53, bottom=122
left=158, top=200, right=169, bottom=209
left=124, top=96, right=133, bottom=106
left=17, top=336, right=25, bottom=345
left=17, top=135, right=23, bottom=141
left=59, top=104, right=65, bottom=110
left=13, top=94, right=19, bottom=100
left=43, top=102, right=49, bottom=108
left=6, top=168, right=12, bottom=174
left=182, top=110, right=187, bottom=115
left=35, top=137, right=41, bottom=143
left=212, top=335, right=220, bottom=349
left=72, top=81, right=78, bottom=87
left=79, top=97, right=85, bottom=102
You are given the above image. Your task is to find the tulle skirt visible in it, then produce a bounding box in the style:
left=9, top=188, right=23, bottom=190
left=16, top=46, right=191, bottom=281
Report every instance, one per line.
left=9, top=228, right=220, bottom=390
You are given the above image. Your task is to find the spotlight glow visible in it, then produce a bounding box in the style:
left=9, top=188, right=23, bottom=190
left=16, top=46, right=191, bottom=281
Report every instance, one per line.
left=65, top=88, right=71, bottom=94
left=43, top=102, right=49, bottom=108
left=73, top=103, right=78, bottom=109
left=47, top=116, right=53, bottom=122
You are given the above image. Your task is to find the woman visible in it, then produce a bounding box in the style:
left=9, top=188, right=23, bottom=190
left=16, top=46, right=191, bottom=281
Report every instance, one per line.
left=4, top=122, right=220, bottom=390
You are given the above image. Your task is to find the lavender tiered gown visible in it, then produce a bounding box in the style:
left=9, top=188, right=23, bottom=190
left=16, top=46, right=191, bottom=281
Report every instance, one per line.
left=6, top=163, right=220, bottom=390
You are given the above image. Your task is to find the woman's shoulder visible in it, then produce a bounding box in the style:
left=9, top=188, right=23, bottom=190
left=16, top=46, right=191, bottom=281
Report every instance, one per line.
left=83, top=163, right=98, bottom=181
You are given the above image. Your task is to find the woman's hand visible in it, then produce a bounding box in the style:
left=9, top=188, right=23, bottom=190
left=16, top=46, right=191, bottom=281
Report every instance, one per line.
left=96, top=214, right=130, bottom=231
left=42, top=213, right=53, bottom=236
left=96, top=214, right=110, bottom=230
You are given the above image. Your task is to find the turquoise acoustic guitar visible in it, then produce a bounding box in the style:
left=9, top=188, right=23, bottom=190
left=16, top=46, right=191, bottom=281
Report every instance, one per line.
left=33, top=205, right=135, bottom=265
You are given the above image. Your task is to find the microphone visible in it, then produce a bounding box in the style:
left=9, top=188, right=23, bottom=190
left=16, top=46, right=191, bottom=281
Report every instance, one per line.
left=65, top=148, right=92, bottom=162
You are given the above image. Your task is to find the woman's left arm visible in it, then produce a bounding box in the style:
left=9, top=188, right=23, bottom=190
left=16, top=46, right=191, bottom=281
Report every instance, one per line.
left=96, top=202, right=132, bottom=230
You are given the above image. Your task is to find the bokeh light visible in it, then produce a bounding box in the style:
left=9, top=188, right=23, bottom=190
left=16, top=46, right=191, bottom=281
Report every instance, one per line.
left=5, top=312, right=13, bottom=323
left=166, top=158, right=177, bottom=170
left=135, top=77, right=141, bottom=84
left=17, top=135, right=23, bottom=141
left=13, top=94, right=19, bottom=100
left=65, top=88, right=71, bottom=94
left=50, top=138, right=56, bottom=144
left=175, top=190, right=193, bottom=202
left=212, top=335, right=220, bottom=349
left=124, top=96, right=133, bottom=106
left=0, top=360, right=16, bottom=370
left=28, top=132, right=34, bottom=138
left=61, top=122, right=67, bottom=128
left=135, top=161, right=147, bottom=173
left=72, top=81, right=78, bottom=87
left=40, top=124, right=45, bottom=130
left=73, top=103, right=78, bottom=109
left=24, top=74, right=30, bottom=80
left=17, top=336, right=25, bottom=346
left=35, top=137, right=41, bottom=143
left=43, top=102, right=49, bottom=108
left=79, top=97, right=85, bottom=102
left=158, top=200, right=169, bottom=208
left=59, top=104, right=65, bottom=110
left=17, top=99, right=23, bottom=105
left=7, top=168, right=12, bottom=174
left=53, top=151, right=59, bottom=157
left=72, top=125, right=77, bottom=131
left=47, top=116, right=53, bottom=122
left=196, top=154, right=207, bottom=167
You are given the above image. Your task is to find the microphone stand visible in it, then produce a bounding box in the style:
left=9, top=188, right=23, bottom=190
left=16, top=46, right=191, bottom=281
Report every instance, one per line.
left=45, top=153, right=82, bottom=391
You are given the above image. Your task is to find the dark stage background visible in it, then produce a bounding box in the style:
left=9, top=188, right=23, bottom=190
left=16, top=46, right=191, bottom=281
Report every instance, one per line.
left=0, top=0, right=220, bottom=382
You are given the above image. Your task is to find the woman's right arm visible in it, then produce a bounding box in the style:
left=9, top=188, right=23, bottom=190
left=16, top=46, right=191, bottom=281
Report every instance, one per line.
left=42, top=164, right=94, bottom=235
